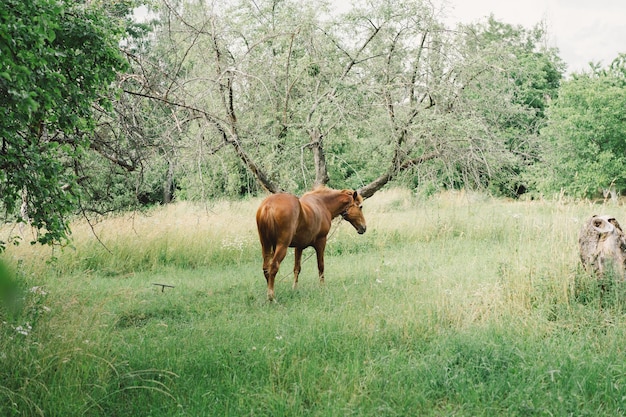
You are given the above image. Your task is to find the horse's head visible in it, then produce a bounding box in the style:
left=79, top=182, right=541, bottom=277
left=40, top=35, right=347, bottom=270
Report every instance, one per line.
left=341, top=190, right=366, bottom=234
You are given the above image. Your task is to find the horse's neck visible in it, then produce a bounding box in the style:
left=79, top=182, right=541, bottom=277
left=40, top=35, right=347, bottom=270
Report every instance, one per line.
left=314, top=191, right=344, bottom=218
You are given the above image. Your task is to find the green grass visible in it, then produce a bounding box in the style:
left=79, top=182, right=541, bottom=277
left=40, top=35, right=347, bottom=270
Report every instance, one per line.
left=3, top=190, right=626, bottom=416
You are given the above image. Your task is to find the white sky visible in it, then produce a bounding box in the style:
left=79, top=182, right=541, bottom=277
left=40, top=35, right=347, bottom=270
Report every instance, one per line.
left=444, top=0, right=626, bottom=74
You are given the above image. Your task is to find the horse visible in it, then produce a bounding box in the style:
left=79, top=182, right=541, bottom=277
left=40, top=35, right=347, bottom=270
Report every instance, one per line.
left=255, top=187, right=367, bottom=301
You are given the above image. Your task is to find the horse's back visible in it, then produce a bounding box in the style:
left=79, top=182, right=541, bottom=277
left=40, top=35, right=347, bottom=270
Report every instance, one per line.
left=256, top=193, right=301, bottom=245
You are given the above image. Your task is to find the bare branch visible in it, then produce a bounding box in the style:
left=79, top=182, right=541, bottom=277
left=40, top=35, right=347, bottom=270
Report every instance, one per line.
left=358, top=150, right=441, bottom=199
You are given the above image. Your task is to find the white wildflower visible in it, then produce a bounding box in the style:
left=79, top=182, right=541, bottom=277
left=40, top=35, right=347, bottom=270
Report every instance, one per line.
left=221, top=236, right=247, bottom=252
left=15, top=323, right=32, bottom=336
left=30, top=286, right=47, bottom=296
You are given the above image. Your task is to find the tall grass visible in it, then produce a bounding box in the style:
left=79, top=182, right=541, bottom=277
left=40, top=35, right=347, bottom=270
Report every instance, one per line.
left=3, top=190, right=626, bottom=415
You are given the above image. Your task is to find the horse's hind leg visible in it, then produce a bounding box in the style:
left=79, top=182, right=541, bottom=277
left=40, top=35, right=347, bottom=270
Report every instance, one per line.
left=260, top=242, right=275, bottom=300
left=293, top=248, right=303, bottom=290
left=267, top=244, right=288, bottom=302
left=314, top=239, right=327, bottom=285
left=261, top=244, right=273, bottom=282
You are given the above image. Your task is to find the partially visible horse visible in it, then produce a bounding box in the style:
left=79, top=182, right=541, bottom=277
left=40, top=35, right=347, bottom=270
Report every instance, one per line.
left=255, top=187, right=367, bottom=301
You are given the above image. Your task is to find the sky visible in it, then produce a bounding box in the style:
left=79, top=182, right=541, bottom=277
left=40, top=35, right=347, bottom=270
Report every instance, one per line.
left=444, top=0, right=626, bottom=74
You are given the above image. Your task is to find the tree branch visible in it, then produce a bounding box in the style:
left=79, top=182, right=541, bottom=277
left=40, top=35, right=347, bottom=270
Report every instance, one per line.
left=358, top=150, right=441, bottom=199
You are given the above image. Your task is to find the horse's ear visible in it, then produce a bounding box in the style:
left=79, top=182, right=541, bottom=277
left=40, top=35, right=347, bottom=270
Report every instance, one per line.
left=352, top=190, right=358, bottom=200
left=339, top=189, right=353, bottom=204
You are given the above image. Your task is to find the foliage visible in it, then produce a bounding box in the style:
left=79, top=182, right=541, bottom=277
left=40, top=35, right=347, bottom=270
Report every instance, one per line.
left=459, top=17, right=564, bottom=197
left=0, top=0, right=574, bottom=248
left=532, top=54, right=626, bottom=198
left=8, top=0, right=624, bottom=253
left=0, top=0, right=130, bottom=249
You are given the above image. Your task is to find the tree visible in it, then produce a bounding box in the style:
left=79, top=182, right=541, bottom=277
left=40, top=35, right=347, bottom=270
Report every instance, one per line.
left=121, top=0, right=562, bottom=201
left=447, top=17, right=564, bottom=197
left=0, top=0, right=133, bottom=249
left=532, top=54, right=626, bottom=198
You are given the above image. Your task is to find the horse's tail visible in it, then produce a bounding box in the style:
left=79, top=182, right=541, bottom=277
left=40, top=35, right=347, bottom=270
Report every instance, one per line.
left=256, top=200, right=278, bottom=249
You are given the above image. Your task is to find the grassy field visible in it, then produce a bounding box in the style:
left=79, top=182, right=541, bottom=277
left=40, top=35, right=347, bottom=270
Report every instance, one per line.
left=3, top=189, right=626, bottom=416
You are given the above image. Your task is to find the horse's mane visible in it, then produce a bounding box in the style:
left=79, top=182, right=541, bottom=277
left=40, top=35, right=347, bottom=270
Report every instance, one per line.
left=311, top=185, right=330, bottom=193
left=303, top=186, right=337, bottom=197
left=306, top=186, right=361, bottom=197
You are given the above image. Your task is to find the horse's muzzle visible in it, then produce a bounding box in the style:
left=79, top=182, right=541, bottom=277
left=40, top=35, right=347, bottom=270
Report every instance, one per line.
left=357, top=225, right=366, bottom=234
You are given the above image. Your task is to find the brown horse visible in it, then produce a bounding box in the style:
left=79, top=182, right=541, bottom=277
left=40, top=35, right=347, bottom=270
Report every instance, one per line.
left=256, top=187, right=367, bottom=301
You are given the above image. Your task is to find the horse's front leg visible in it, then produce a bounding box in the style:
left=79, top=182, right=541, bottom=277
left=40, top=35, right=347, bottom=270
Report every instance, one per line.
left=314, top=238, right=327, bottom=284
left=293, top=247, right=303, bottom=290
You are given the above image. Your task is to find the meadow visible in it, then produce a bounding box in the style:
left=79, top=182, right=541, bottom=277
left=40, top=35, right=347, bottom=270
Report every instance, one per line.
left=3, top=189, right=626, bottom=416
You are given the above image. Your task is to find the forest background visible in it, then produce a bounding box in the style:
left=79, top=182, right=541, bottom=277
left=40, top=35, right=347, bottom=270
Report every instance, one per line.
left=1, top=0, right=625, bottom=247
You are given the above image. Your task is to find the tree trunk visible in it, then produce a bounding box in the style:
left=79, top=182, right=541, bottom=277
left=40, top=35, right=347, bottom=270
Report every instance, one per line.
left=163, top=158, right=175, bottom=204
left=309, top=128, right=329, bottom=187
